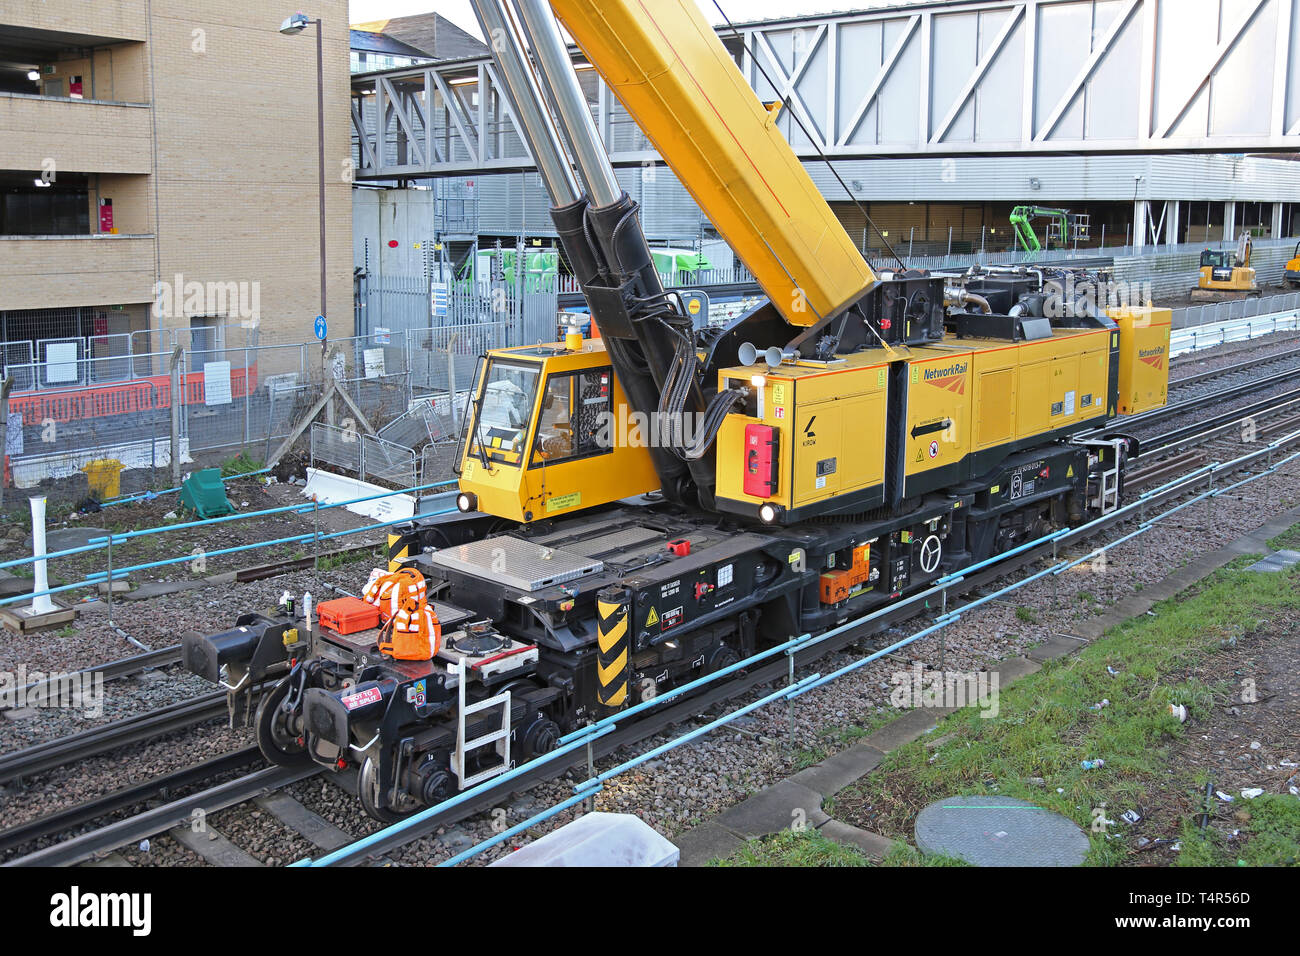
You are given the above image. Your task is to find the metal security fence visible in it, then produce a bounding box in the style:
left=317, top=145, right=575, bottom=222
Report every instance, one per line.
left=360, top=434, right=418, bottom=487
left=1171, top=291, right=1300, bottom=329
left=309, top=422, right=363, bottom=475
left=407, top=322, right=504, bottom=399
left=0, top=320, right=512, bottom=491
left=13, top=259, right=1294, bottom=493
left=308, top=387, right=466, bottom=489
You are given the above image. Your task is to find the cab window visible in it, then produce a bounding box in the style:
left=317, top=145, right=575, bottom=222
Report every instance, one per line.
left=531, top=368, right=612, bottom=467
left=467, top=359, right=540, bottom=466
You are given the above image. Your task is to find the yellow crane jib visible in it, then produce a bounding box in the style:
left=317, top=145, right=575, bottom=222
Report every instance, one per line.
left=550, top=0, right=876, bottom=327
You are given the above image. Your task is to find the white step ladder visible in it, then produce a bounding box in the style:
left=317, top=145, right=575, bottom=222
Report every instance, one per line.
left=1098, top=464, right=1120, bottom=514
left=452, top=663, right=512, bottom=788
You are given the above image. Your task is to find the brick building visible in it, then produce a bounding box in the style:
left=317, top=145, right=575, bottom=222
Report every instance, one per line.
left=0, top=0, right=353, bottom=372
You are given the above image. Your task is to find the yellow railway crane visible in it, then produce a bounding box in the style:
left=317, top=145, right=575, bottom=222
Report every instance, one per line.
left=185, top=0, right=1173, bottom=820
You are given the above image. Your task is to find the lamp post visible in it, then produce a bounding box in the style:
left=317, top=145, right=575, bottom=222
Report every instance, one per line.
left=280, top=12, right=328, bottom=373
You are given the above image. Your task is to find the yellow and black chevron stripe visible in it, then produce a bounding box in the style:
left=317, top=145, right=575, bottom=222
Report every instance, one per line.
left=596, top=587, right=630, bottom=710
left=386, top=530, right=419, bottom=572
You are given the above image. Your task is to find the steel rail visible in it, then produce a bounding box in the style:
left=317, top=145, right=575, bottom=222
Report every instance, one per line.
left=313, top=423, right=1300, bottom=866
left=1, top=645, right=182, bottom=714
left=4, top=764, right=318, bottom=867
left=0, top=747, right=261, bottom=856
left=0, top=692, right=229, bottom=784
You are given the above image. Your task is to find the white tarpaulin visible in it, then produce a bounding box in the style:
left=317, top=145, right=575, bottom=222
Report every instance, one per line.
left=301, top=467, right=415, bottom=521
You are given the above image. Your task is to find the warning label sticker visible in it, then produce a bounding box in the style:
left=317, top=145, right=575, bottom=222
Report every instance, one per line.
left=661, top=606, right=683, bottom=631
left=645, top=607, right=660, bottom=627
left=341, top=687, right=382, bottom=711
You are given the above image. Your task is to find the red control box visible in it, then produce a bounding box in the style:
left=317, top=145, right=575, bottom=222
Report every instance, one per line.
left=743, top=424, right=779, bottom=498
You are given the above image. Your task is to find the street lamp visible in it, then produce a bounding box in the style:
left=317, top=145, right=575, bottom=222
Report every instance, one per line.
left=280, top=12, right=328, bottom=364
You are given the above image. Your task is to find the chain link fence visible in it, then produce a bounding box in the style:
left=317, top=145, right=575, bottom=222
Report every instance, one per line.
left=1, top=316, right=517, bottom=496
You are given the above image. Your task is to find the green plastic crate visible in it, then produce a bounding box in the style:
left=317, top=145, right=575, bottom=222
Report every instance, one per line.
left=180, top=468, right=234, bottom=518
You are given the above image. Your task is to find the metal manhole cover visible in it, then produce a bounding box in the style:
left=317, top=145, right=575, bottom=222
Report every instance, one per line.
left=914, top=795, right=1090, bottom=866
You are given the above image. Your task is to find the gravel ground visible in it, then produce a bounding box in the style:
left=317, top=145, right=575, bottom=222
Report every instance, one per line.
left=0, top=715, right=252, bottom=862
left=202, top=803, right=319, bottom=867
left=387, top=453, right=1300, bottom=867
left=0, top=332, right=1297, bottom=866
left=114, top=834, right=210, bottom=867
left=1170, top=332, right=1300, bottom=384
left=5, top=446, right=1296, bottom=867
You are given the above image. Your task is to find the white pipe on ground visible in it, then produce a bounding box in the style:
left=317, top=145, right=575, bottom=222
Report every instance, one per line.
left=29, top=496, right=56, bottom=615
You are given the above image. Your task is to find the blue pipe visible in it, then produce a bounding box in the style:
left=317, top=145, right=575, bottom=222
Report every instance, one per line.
left=937, top=527, right=1069, bottom=585
left=556, top=632, right=812, bottom=746
left=0, top=507, right=458, bottom=608
left=790, top=622, right=951, bottom=699
left=438, top=788, right=600, bottom=868
left=576, top=673, right=822, bottom=791
left=90, top=478, right=457, bottom=546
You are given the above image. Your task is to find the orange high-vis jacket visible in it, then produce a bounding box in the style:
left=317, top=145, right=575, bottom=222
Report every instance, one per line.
left=363, top=568, right=441, bottom=661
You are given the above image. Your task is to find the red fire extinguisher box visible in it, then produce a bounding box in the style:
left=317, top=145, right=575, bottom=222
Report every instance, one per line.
left=743, top=424, right=779, bottom=498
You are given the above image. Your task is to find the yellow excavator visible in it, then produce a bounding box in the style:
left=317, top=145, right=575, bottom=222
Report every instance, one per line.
left=1285, top=241, right=1300, bottom=289
left=1193, top=232, right=1260, bottom=301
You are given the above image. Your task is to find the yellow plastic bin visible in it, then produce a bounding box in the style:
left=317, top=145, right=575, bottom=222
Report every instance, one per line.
left=82, top=458, right=125, bottom=500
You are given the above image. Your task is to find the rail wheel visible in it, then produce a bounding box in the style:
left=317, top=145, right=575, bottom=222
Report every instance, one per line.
left=706, top=644, right=742, bottom=676
left=358, top=755, right=422, bottom=824
left=255, top=678, right=311, bottom=768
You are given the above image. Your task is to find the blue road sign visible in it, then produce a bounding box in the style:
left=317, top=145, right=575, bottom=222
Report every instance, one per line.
left=314, top=315, right=328, bottom=340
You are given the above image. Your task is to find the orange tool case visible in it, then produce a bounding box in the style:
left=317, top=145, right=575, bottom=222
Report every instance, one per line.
left=317, top=596, right=381, bottom=635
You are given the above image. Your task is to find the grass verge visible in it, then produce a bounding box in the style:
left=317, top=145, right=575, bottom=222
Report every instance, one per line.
left=830, top=549, right=1300, bottom=866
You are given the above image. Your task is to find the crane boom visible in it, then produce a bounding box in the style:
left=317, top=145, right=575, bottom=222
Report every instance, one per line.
left=550, top=0, right=876, bottom=326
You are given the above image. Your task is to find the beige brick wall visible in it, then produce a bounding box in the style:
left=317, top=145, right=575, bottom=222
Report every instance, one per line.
left=89, top=174, right=153, bottom=234
left=0, top=0, right=353, bottom=345
left=0, top=237, right=156, bottom=309
left=146, top=1, right=352, bottom=346
left=1, top=0, right=148, bottom=41
left=0, top=97, right=153, bottom=174
left=42, top=44, right=148, bottom=103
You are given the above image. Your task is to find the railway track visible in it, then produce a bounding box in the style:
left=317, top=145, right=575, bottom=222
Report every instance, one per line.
left=0, top=747, right=262, bottom=857
left=1169, top=345, right=1300, bottom=390
left=6, top=764, right=320, bottom=867
left=0, top=692, right=234, bottom=786
left=11, top=403, right=1296, bottom=868
left=5, top=337, right=1297, bottom=867
left=1, top=644, right=182, bottom=715
left=1168, top=332, right=1298, bottom=370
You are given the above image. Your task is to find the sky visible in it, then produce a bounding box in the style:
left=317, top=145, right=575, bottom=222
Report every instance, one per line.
left=347, top=0, right=928, bottom=37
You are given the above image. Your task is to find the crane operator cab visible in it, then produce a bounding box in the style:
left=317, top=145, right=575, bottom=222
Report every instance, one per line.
left=453, top=335, right=660, bottom=524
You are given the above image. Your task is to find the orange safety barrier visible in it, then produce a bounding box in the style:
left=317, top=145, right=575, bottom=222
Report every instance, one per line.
left=7, top=364, right=259, bottom=426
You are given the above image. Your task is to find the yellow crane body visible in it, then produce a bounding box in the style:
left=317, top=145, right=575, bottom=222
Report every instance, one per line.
left=550, top=0, right=875, bottom=326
